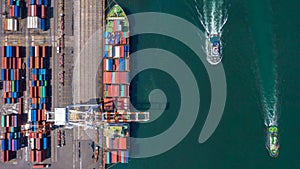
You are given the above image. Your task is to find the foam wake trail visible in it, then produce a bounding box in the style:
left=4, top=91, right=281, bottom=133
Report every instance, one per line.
left=195, top=0, right=228, bottom=36
left=247, top=0, right=278, bottom=127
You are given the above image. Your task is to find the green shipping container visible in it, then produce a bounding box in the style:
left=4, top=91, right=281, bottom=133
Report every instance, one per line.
left=12, top=81, right=15, bottom=92
left=1, top=116, right=5, bottom=127
left=42, top=87, right=46, bottom=97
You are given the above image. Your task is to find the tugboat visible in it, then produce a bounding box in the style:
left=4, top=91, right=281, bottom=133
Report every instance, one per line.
left=206, top=34, right=222, bottom=65
left=266, top=126, right=279, bottom=157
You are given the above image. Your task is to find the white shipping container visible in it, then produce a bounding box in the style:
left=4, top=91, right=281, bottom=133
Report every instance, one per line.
left=28, top=110, right=32, bottom=121
left=13, top=19, right=18, bottom=31
left=31, top=5, right=35, bottom=17
left=114, top=46, right=120, bottom=58
left=8, top=19, right=13, bottom=31
left=27, top=16, right=40, bottom=29
left=106, top=59, right=109, bottom=71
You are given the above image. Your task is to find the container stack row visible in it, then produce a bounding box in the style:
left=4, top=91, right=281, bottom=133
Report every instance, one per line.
left=27, top=46, right=50, bottom=163
left=1, top=46, right=25, bottom=105
left=103, top=58, right=129, bottom=71
left=27, top=0, right=49, bottom=30
left=104, top=29, right=129, bottom=45
left=104, top=150, right=129, bottom=164
left=104, top=44, right=130, bottom=58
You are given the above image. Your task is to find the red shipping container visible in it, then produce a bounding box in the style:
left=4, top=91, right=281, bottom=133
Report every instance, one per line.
left=115, top=60, right=119, bottom=71
left=121, top=46, right=124, bottom=57
left=30, top=150, right=35, bottom=162
left=12, top=58, right=15, bottom=69
left=125, top=59, right=129, bottom=71
left=1, top=151, right=6, bottom=162
left=17, top=58, right=22, bottom=69
left=28, top=5, right=32, bottom=16
left=16, top=46, right=19, bottom=57
left=41, top=5, right=46, bottom=18
left=36, top=150, right=43, bottom=162
left=36, top=138, right=41, bottom=150
left=1, top=46, right=5, bottom=57
left=10, top=6, right=14, bottom=17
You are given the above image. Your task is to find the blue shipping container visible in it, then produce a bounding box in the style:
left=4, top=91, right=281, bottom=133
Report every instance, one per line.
left=1, top=140, right=6, bottom=151
left=16, top=80, right=19, bottom=92
left=14, top=116, right=17, bottom=127
left=30, top=46, right=34, bottom=57
left=44, top=0, right=49, bottom=7
left=41, top=19, right=46, bottom=31
left=10, top=69, right=14, bottom=80
left=119, top=58, right=125, bottom=71
left=1, top=69, right=5, bottom=80
left=8, top=139, right=11, bottom=150
left=14, top=6, right=19, bottom=18
left=43, top=137, right=47, bottom=149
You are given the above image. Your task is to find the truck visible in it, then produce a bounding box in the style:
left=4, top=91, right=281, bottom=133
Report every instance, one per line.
left=94, top=146, right=99, bottom=163
left=32, top=164, right=50, bottom=168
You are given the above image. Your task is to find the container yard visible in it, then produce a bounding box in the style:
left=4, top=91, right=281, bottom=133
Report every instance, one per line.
left=0, top=1, right=149, bottom=169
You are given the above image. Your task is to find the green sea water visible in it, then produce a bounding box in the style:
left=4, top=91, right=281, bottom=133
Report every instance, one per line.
left=110, top=0, right=300, bottom=168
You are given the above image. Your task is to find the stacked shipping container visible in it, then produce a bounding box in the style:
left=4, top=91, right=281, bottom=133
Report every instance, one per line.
left=104, top=150, right=129, bottom=164
left=103, top=20, right=130, bottom=111
left=27, top=46, right=50, bottom=163
left=1, top=46, right=25, bottom=105
left=0, top=46, right=25, bottom=162
left=27, top=0, right=48, bottom=30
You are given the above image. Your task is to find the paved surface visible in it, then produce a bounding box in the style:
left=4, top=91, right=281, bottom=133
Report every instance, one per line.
left=73, top=0, right=103, bottom=104
left=57, top=0, right=75, bottom=108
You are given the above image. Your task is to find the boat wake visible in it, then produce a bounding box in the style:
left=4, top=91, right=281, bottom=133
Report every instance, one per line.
left=195, top=0, right=228, bottom=36
left=263, top=81, right=278, bottom=127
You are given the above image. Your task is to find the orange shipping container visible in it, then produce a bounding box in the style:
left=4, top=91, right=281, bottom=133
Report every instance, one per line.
left=2, top=57, right=7, bottom=69
left=42, top=46, right=46, bottom=57
left=40, top=58, right=44, bottom=68
left=112, top=151, right=118, bottom=163
left=35, top=57, right=39, bottom=69
left=17, top=58, right=22, bottom=69
left=30, top=57, right=34, bottom=68
left=30, top=87, right=33, bottom=97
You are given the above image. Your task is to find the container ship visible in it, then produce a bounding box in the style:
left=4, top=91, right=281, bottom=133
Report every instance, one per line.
left=266, top=126, right=279, bottom=157
left=102, top=4, right=130, bottom=165
left=206, top=34, right=222, bottom=65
